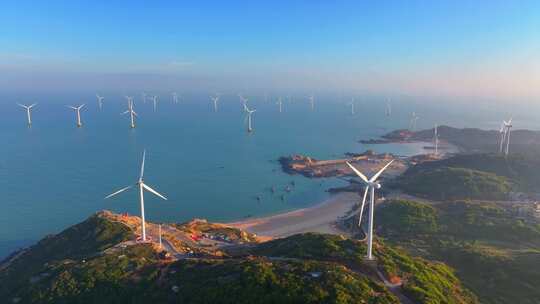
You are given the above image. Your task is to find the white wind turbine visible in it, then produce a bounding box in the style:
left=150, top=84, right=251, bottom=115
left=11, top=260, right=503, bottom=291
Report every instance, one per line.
left=122, top=98, right=138, bottom=128
left=152, top=95, right=159, bottom=112
left=96, top=94, right=104, bottom=110
left=243, top=103, right=256, bottom=133
left=502, top=118, right=513, bottom=156
left=385, top=101, right=391, bottom=117
left=141, top=92, right=147, bottom=104
left=348, top=98, right=355, bottom=115
left=105, top=150, right=167, bottom=242
left=211, top=95, right=220, bottom=112
left=346, top=160, right=394, bottom=260
left=172, top=92, right=179, bottom=104
left=17, top=103, right=37, bottom=126
left=308, top=95, right=315, bottom=111
left=67, top=104, right=85, bottom=127
left=239, top=94, right=248, bottom=111
left=409, top=112, right=419, bottom=131
left=433, top=124, right=439, bottom=155
left=276, top=97, right=283, bottom=113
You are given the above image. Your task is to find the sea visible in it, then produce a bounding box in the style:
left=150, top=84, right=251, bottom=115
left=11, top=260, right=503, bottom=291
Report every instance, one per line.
left=1, top=92, right=539, bottom=258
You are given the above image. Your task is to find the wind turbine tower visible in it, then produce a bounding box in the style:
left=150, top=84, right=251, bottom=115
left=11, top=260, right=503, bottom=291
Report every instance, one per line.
left=68, top=104, right=85, bottom=127
left=122, top=98, right=138, bottom=128
left=17, top=103, right=37, bottom=126
left=277, top=97, right=283, bottom=113
left=96, top=94, right=104, bottom=110
left=243, top=103, right=256, bottom=133
left=105, top=150, right=167, bottom=242
left=152, top=96, right=159, bottom=112
left=433, top=124, right=439, bottom=155
left=346, top=160, right=394, bottom=260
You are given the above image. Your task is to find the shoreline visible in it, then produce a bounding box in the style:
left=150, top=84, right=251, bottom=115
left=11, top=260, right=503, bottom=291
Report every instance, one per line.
left=227, top=192, right=359, bottom=239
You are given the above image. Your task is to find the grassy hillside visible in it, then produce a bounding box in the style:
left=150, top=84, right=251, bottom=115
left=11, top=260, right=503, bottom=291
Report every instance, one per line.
left=377, top=199, right=540, bottom=304
left=0, top=213, right=478, bottom=304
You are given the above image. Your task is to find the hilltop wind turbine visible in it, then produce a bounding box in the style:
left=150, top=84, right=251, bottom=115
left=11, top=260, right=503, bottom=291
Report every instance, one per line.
left=122, top=98, right=138, bottom=128
left=96, top=94, right=104, bottom=110
left=276, top=97, right=283, bottom=113
left=105, top=150, right=167, bottom=242
left=433, top=124, right=439, bottom=155
left=502, top=118, right=513, bottom=156
left=243, top=103, right=256, bottom=133
left=67, top=104, right=85, bottom=127
left=211, top=95, right=220, bottom=112
left=17, top=103, right=37, bottom=126
left=409, top=112, right=419, bottom=131
left=151, top=95, right=159, bottom=112
left=346, top=160, right=394, bottom=260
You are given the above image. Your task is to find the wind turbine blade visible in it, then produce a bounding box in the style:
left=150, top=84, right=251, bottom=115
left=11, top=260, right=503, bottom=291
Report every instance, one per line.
left=67, top=106, right=77, bottom=110
left=105, top=185, right=133, bottom=199
left=139, top=150, right=146, bottom=180
left=79, top=104, right=86, bottom=109
left=369, top=160, right=394, bottom=182
left=121, top=111, right=129, bottom=115
left=17, top=103, right=26, bottom=108
left=142, top=183, right=167, bottom=200
left=346, top=162, right=369, bottom=183
left=358, top=185, right=369, bottom=226
left=30, top=103, right=37, bottom=108
left=132, top=111, right=138, bottom=117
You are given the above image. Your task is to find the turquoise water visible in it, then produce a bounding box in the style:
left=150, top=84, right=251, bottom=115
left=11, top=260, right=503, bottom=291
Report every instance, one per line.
left=1, top=93, right=538, bottom=258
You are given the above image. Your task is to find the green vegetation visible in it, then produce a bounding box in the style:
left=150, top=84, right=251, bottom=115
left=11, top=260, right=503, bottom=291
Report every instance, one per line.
left=397, top=166, right=512, bottom=200
left=397, top=153, right=540, bottom=199
left=253, top=233, right=478, bottom=304
left=377, top=199, right=540, bottom=304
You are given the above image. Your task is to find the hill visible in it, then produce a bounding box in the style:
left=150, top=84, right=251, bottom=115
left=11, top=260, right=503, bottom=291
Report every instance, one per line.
left=395, top=153, right=540, bottom=200
left=376, top=199, right=540, bottom=304
left=0, top=211, right=478, bottom=304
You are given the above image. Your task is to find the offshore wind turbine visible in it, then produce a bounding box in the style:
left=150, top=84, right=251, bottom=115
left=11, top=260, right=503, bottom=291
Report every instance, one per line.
left=385, top=101, right=391, bottom=117
left=105, top=150, right=167, bottom=242
left=308, top=95, right=315, bottom=111
left=409, top=112, right=419, bottom=131
left=172, top=92, right=179, bottom=104
left=239, top=94, right=248, bottom=111
left=151, top=95, right=159, bottom=112
left=17, top=103, right=37, bottom=126
left=67, top=104, right=85, bottom=127
left=346, top=160, right=394, bottom=260
left=276, top=97, right=283, bottom=113
left=243, top=103, right=256, bottom=133
left=122, top=98, right=138, bottom=128
left=141, top=92, right=147, bottom=103
left=348, top=98, right=355, bottom=115
left=211, top=95, right=220, bottom=112
left=96, top=94, right=104, bottom=110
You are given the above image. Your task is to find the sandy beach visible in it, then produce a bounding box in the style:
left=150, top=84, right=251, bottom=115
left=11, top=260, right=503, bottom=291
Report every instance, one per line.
left=227, top=192, right=360, bottom=239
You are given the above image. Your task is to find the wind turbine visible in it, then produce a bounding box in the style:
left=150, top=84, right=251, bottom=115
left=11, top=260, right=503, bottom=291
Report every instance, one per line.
left=385, top=101, right=391, bottom=117
left=239, top=94, right=248, bottom=111
left=17, top=103, right=37, bottom=126
left=67, top=104, right=85, bottom=127
left=141, top=92, right=147, bottom=104
left=172, top=92, right=179, bottom=104
left=348, top=98, right=355, bottom=115
left=152, top=96, right=159, bottom=112
left=243, top=103, right=256, bottom=133
left=96, top=94, right=104, bottom=110
left=122, top=98, right=138, bottom=128
left=433, top=124, right=439, bottom=155
left=503, top=118, right=513, bottom=156
left=211, top=95, right=220, bottom=112
left=346, top=160, right=394, bottom=260
left=105, top=150, right=167, bottom=242
left=409, top=112, right=419, bottom=131
left=308, top=95, right=315, bottom=111
left=276, top=97, right=283, bottom=113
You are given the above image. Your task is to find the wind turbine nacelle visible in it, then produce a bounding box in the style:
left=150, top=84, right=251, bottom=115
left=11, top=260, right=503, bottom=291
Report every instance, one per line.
left=375, top=183, right=382, bottom=189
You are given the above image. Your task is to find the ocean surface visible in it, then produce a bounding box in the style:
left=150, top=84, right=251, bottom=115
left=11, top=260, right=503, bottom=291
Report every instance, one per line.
left=1, top=92, right=539, bottom=258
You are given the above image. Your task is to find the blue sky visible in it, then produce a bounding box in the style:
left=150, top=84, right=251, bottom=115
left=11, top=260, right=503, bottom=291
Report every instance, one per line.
left=1, top=1, right=539, bottom=99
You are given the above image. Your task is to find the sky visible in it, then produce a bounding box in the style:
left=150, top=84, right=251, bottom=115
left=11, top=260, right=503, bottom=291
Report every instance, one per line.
left=0, top=1, right=539, bottom=100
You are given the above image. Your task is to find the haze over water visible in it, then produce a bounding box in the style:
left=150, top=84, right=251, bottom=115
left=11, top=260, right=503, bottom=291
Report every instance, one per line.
left=1, top=93, right=539, bottom=258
